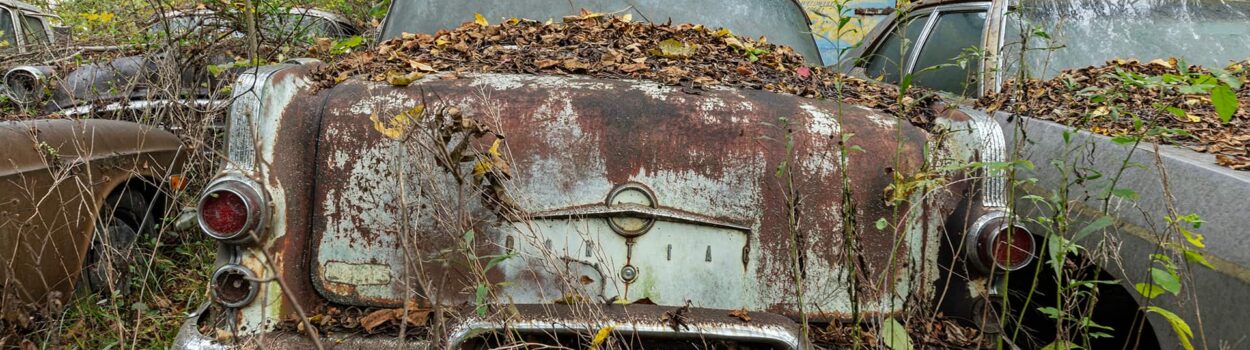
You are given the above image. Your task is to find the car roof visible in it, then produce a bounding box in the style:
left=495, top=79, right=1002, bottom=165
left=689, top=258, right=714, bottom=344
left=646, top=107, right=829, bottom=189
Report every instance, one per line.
left=160, top=7, right=352, bottom=25
left=1, top=0, right=48, bottom=14
left=910, top=0, right=990, bottom=10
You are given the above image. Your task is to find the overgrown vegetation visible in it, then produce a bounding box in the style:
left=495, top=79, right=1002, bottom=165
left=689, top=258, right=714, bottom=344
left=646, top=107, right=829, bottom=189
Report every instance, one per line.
left=1, top=0, right=381, bottom=348
left=2, top=0, right=1244, bottom=349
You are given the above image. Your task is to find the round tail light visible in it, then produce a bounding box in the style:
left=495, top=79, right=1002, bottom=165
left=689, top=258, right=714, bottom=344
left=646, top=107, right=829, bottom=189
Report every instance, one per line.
left=967, top=211, right=1036, bottom=273
left=198, top=178, right=266, bottom=243
left=212, top=264, right=258, bottom=308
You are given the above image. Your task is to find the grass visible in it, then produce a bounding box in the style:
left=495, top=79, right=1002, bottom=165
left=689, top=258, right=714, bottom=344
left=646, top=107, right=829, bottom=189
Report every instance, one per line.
left=22, top=229, right=215, bottom=349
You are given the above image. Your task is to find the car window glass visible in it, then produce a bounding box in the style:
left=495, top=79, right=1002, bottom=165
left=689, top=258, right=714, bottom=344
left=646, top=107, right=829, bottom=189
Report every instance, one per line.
left=862, top=14, right=930, bottom=84
left=0, top=8, right=16, bottom=52
left=1007, top=0, right=1250, bottom=79
left=20, top=15, right=48, bottom=47
left=912, top=10, right=987, bottom=96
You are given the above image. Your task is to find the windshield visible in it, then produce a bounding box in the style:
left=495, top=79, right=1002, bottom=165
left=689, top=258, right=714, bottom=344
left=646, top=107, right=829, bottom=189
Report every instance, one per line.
left=1004, top=0, right=1250, bottom=78
left=380, top=0, right=822, bottom=64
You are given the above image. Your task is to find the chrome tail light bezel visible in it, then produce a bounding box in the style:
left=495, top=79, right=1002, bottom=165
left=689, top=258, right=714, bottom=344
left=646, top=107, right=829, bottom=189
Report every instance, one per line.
left=211, top=264, right=259, bottom=308
left=197, top=176, right=267, bottom=243
left=966, top=210, right=1036, bottom=273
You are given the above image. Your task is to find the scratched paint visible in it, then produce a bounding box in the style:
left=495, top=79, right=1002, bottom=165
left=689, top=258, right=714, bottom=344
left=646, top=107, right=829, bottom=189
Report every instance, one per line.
left=202, top=62, right=1006, bottom=344
left=304, top=72, right=941, bottom=321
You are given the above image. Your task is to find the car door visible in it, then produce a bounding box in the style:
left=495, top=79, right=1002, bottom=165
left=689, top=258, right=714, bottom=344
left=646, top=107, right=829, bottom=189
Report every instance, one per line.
left=854, top=3, right=993, bottom=97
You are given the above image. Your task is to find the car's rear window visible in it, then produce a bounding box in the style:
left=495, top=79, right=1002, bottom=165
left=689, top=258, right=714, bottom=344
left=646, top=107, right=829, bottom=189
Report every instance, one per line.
left=380, top=0, right=823, bottom=64
left=1004, top=0, right=1250, bottom=78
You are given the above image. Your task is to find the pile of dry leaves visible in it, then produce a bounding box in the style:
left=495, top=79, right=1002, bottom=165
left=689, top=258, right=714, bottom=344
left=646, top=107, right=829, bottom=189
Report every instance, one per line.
left=314, top=11, right=945, bottom=129
left=979, top=59, right=1250, bottom=169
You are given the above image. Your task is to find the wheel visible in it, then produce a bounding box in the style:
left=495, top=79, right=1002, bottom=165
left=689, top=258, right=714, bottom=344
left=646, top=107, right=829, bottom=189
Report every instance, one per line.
left=1002, top=244, right=1161, bottom=350
left=83, top=188, right=152, bottom=296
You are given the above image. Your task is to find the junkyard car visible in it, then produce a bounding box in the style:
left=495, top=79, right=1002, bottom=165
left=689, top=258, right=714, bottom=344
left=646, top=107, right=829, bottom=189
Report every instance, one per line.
left=172, top=0, right=1065, bottom=349
left=149, top=7, right=362, bottom=42
left=1, top=6, right=362, bottom=117
left=0, top=119, right=184, bottom=306
left=844, top=0, right=1250, bottom=348
left=0, top=0, right=55, bottom=54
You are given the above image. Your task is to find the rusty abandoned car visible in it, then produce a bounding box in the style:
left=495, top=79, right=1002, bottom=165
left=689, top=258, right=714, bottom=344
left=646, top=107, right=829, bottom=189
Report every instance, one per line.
left=0, top=119, right=184, bottom=307
left=0, top=0, right=56, bottom=55
left=168, top=0, right=1109, bottom=349
left=1, top=6, right=362, bottom=118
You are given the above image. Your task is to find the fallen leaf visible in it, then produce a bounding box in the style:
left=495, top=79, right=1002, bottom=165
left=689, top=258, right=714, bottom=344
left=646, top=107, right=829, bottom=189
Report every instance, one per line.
left=536, top=59, right=561, bottom=69
left=728, top=308, right=751, bottom=322
left=360, top=309, right=395, bottom=333
left=386, top=70, right=424, bottom=86
left=562, top=59, right=591, bottom=71
left=408, top=60, right=436, bottom=72
left=651, top=38, right=698, bottom=59
left=588, top=325, right=614, bottom=350
left=474, top=12, right=489, bottom=26
left=621, top=63, right=648, bottom=73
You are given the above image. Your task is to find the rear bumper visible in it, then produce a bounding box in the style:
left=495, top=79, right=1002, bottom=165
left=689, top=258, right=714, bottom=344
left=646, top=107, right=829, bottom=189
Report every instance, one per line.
left=174, top=303, right=801, bottom=349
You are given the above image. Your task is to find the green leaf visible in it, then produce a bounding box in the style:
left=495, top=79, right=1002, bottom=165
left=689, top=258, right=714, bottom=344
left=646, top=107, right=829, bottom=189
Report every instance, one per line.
left=1182, top=249, right=1215, bottom=269
left=484, top=252, right=514, bottom=272
left=1041, top=341, right=1082, bottom=350
left=1110, top=188, right=1139, bottom=201
left=1150, top=267, right=1181, bottom=295
left=1179, top=228, right=1205, bottom=249
left=1047, top=235, right=1067, bottom=275
left=1110, top=135, right=1139, bottom=145
left=1037, top=306, right=1061, bottom=319
left=1146, top=306, right=1194, bottom=350
left=899, top=74, right=914, bottom=95
left=474, top=284, right=489, bottom=317
left=881, top=317, right=914, bottom=350
left=1074, top=216, right=1113, bottom=241
left=1211, top=84, right=1239, bottom=123
left=1135, top=283, right=1164, bottom=299
left=1209, top=67, right=1243, bottom=90
left=462, top=230, right=476, bottom=245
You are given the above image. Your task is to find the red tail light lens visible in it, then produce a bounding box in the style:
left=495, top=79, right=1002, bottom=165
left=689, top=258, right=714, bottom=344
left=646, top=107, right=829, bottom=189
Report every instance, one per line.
left=197, top=178, right=266, bottom=243
left=990, top=225, right=1035, bottom=271
left=201, top=191, right=247, bottom=234
left=967, top=212, right=1036, bottom=273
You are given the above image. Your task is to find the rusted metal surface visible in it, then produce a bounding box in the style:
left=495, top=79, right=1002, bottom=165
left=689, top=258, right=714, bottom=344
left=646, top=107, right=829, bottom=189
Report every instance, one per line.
left=193, top=63, right=1007, bottom=346
left=453, top=303, right=802, bottom=348
left=0, top=119, right=184, bottom=304
left=307, top=73, right=944, bottom=319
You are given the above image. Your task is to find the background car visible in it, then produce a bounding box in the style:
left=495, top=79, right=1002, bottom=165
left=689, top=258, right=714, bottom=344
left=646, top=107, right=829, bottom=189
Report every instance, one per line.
left=842, top=0, right=1250, bottom=348
left=148, top=7, right=362, bottom=42
left=0, top=119, right=184, bottom=307
left=0, top=0, right=56, bottom=54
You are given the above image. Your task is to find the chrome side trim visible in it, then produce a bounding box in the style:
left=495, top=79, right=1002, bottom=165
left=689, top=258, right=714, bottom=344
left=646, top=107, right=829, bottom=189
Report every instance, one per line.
left=226, top=66, right=290, bottom=171
left=960, top=107, right=1008, bottom=209
left=448, top=319, right=803, bottom=349
left=528, top=205, right=753, bottom=233
left=55, top=99, right=223, bottom=116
